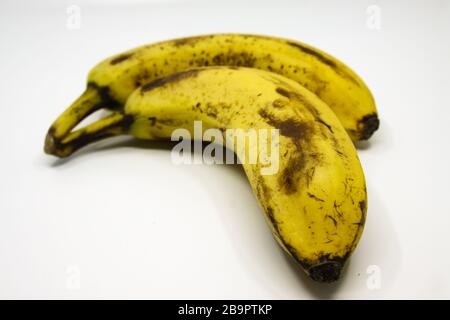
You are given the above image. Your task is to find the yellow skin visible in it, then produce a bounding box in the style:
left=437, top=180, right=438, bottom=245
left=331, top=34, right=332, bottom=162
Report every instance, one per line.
left=45, top=67, right=367, bottom=282
left=46, top=34, right=378, bottom=147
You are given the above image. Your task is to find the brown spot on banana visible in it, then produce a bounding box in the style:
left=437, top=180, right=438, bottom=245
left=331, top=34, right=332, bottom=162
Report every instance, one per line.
left=279, top=155, right=307, bottom=194
left=357, top=200, right=367, bottom=226
left=307, top=192, right=325, bottom=202
left=275, top=87, right=291, bottom=98
left=272, top=99, right=287, bottom=108
left=286, top=41, right=360, bottom=87
left=140, top=68, right=204, bottom=93
left=211, top=51, right=257, bottom=67
left=171, top=35, right=210, bottom=47
left=287, top=41, right=337, bottom=69
left=110, top=53, right=134, bottom=65
left=257, top=108, right=321, bottom=194
left=258, top=109, right=313, bottom=141
left=266, top=206, right=281, bottom=235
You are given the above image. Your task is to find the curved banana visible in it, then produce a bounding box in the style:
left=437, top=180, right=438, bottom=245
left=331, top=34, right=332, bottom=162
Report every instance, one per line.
left=45, top=33, right=379, bottom=148
left=45, top=67, right=367, bottom=282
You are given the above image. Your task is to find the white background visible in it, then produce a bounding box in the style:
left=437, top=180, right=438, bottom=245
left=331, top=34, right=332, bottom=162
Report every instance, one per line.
left=0, top=0, right=449, bottom=299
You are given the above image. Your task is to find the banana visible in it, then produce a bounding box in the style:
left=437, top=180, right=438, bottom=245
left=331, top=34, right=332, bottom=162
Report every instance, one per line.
left=45, top=34, right=378, bottom=148
left=45, top=67, right=367, bottom=282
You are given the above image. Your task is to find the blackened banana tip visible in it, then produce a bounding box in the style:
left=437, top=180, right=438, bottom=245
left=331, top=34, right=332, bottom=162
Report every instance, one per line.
left=44, top=131, right=57, bottom=155
left=44, top=131, right=70, bottom=158
left=308, top=261, right=342, bottom=283
left=360, top=113, right=380, bottom=140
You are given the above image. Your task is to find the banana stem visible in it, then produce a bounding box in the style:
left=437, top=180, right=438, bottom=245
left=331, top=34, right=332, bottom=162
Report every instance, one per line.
left=47, top=85, right=105, bottom=141
left=44, top=112, right=132, bottom=158
left=44, top=83, right=127, bottom=157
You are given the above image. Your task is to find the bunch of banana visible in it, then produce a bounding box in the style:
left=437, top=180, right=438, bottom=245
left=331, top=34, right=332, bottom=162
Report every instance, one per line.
left=45, top=34, right=374, bottom=283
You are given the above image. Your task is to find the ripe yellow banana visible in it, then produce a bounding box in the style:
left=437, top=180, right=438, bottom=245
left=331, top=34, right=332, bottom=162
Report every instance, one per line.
left=45, top=34, right=378, bottom=149
left=45, top=67, right=367, bottom=282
